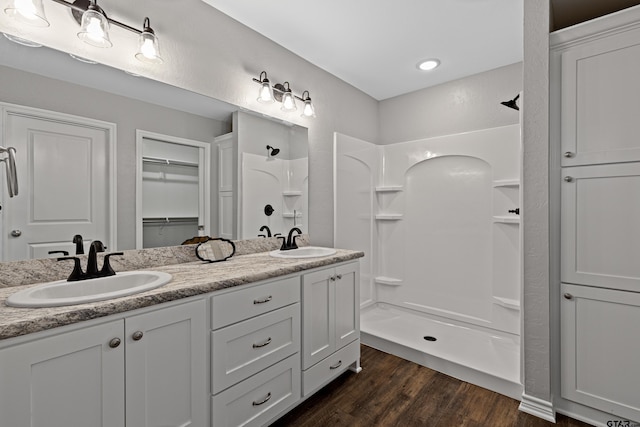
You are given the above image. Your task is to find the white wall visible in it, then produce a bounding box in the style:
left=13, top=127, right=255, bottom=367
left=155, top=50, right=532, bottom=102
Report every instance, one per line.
left=379, top=62, right=523, bottom=144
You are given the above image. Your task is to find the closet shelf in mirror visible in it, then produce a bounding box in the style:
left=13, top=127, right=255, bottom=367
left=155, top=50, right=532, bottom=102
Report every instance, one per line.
left=492, top=179, right=520, bottom=188
left=142, top=156, right=199, bottom=168
left=375, top=186, right=404, bottom=193
left=282, top=190, right=302, bottom=196
left=143, top=217, right=199, bottom=225
left=375, top=214, right=403, bottom=220
left=282, top=212, right=303, bottom=218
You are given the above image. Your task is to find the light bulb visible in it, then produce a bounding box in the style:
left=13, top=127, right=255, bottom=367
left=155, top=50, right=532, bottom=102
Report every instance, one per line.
left=258, top=82, right=274, bottom=103
left=281, top=91, right=297, bottom=112
left=78, top=7, right=112, bottom=48
left=301, top=99, right=316, bottom=118
left=4, top=0, right=49, bottom=27
left=135, top=19, right=162, bottom=64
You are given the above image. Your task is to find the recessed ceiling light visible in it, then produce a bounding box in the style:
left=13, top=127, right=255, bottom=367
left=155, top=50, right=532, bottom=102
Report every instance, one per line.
left=417, top=59, right=440, bottom=71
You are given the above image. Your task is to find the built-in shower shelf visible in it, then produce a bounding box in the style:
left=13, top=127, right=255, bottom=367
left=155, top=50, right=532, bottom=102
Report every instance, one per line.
left=282, top=190, right=302, bottom=196
left=375, top=214, right=403, bottom=220
left=493, top=297, right=521, bottom=310
left=375, top=185, right=404, bottom=193
left=492, top=179, right=520, bottom=188
left=375, top=277, right=403, bottom=286
left=492, top=215, right=520, bottom=224
left=282, top=212, right=303, bottom=218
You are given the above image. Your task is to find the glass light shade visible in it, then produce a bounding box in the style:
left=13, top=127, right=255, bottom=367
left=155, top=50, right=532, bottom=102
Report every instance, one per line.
left=281, top=91, right=297, bottom=112
left=4, top=0, right=49, bottom=27
left=136, top=31, right=162, bottom=64
left=78, top=8, right=112, bottom=48
left=3, top=32, right=42, bottom=47
left=301, top=99, right=316, bottom=118
left=257, top=81, right=275, bottom=104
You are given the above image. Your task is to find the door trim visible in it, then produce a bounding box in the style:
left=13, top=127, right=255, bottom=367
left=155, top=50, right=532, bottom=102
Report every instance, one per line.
left=0, top=102, right=117, bottom=260
left=135, top=129, right=211, bottom=248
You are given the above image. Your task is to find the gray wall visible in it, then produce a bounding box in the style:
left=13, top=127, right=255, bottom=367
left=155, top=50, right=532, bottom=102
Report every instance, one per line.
left=378, top=62, right=523, bottom=144
left=0, top=64, right=230, bottom=250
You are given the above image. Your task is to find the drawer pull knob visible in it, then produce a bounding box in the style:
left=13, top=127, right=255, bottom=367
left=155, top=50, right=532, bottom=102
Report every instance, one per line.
left=253, top=296, right=272, bottom=304
left=330, top=276, right=336, bottom=281
left=336, top=274, right=343, bottom=280
left=252, top=337, right=272, bottom=348
left=564, top=293, right=573, bottom=300
left=564, top=176, right=573, bottom=182
left=329, top=360, right=342, bottom=370
left=108, top=338, right=121, bottom=348
left=132, top=331, right=144, bottom=341
left=252, top=392, right=272, bottom=406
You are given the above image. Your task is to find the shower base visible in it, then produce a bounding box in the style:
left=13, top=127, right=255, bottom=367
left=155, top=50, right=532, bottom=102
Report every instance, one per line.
left=360, top=303, right=522, bottom=400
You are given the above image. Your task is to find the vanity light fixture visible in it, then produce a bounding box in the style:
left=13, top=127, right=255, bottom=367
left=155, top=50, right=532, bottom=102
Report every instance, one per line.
left=252, top=71, right=316, bottom=118
left=4, top=0, right=163, bottom=64
left=4, top=0, right=49, bottom=27
left=417, top=58, right=440, bottom=71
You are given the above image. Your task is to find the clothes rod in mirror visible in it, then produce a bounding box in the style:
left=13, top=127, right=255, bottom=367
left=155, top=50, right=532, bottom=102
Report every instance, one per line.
left=3, top=0, right=163, bottom=63
left=253, top=71, right=316, bottom=118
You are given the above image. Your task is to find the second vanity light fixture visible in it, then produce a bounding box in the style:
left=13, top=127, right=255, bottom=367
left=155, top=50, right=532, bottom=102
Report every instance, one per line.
left=4, top=0, right=163, bottom=63
left=253, top=71, right=316, bottom=118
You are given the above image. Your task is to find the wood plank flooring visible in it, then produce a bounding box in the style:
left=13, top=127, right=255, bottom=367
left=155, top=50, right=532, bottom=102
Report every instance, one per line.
left=272, top=345, right=592, bottom=427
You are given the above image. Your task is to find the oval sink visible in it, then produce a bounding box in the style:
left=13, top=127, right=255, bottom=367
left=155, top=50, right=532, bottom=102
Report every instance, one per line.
left=6, top=271, right=172, bottom=308
left=269, top=246, right=337, bottom=259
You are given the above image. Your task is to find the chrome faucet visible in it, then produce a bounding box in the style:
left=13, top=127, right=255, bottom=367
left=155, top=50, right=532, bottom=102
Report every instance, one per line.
left=278, top=227, right=302, bottom=251
left=57, top=240, right=123, bottom=281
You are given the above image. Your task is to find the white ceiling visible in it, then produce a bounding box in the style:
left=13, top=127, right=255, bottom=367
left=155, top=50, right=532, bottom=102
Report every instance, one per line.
left=201, top=0, right=524, bottom=101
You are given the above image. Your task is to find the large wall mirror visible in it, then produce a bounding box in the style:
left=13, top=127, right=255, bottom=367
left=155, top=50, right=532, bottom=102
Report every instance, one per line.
left=0, top=35, right=308, bottom=261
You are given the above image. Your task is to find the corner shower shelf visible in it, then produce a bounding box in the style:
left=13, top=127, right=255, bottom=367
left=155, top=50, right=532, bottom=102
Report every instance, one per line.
left=492, top=215, right=520, bottom=224
left=375, top=214, right=403, bottom=220
left=374, top=276, right=403, bottom=286
left=493, top=297, right=521, bottom=311
left=492, top=179, right=520, bottom=188
left=375, top=185, right=404, bottom=193
left=282, top=190, right=302, bottom=196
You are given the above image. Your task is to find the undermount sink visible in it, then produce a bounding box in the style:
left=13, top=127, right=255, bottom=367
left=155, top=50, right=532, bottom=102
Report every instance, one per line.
left=6, top=271, right=173, bottom=308
left=269, top=246, right=337, bottom=259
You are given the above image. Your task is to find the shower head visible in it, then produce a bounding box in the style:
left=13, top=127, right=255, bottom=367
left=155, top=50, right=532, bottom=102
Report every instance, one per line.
left=501, top=94, right=520, bottom=111
left=266, top=145, right=280, bottom=156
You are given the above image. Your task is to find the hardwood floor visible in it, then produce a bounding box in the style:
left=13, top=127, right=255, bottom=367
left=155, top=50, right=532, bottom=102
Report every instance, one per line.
left=272, top=345, right=592, bottom=427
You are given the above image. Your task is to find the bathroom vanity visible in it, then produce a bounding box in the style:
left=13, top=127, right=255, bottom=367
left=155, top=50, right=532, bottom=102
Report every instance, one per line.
left=0, top=243, right=362, bottom=427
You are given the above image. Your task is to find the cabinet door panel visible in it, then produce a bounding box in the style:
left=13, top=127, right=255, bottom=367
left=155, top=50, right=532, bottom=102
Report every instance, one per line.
left=302, top=269, right=335, bottom=369
left=334, top=263, right=360, bottom=349
left=561, top=163, right=640, bottom=291
left=0, top=320, right=124, bottom=427
left=561, top=283, right=640, bottom=421
left=561, top=28, right=640, bottom=166
left=125, top=299, right=206, bottom=427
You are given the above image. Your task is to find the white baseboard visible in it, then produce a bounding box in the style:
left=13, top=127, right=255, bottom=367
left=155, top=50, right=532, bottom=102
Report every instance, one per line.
left=519, top=393, right=556, bottom=423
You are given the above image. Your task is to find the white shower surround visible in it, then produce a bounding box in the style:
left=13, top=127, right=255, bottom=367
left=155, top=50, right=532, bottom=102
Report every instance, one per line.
left=241, top=153, right=308, bottom=239
left=334, top=124, right=522, bottom=398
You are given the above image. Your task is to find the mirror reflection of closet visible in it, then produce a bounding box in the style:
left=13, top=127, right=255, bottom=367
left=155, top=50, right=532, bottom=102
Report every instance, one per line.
left=135, top=130, right=210, bottom=248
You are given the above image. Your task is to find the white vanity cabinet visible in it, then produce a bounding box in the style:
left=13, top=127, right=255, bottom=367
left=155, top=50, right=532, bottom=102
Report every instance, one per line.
left=561, top=283, right=640, bottom=421
left=0, top=299, right=206, bottom=427
left=210, top=276, right=301, bottom=427
left=301, top=262, right=360, bottom=396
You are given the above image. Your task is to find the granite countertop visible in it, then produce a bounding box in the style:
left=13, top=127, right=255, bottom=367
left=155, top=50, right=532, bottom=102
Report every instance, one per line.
left=0, top=249, right=363, bottom=341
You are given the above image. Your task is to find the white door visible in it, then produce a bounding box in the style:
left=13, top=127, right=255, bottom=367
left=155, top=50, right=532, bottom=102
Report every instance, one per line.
left=125, top=300, right=207, bottom=427
left=0, top=320, right=125, bottom=427
left=302, top=267, right=336, bottom=369
left=1, top=105, right=115, bottom=260
left=334, top=263, right=360, bottom=350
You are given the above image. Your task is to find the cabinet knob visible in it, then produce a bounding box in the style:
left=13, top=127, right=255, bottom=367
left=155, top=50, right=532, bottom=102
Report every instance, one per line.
left=564, top=293, right=573, bottom=300
left=109, top=337, right=121, bottom=348
left=336, top=274, right=343, bottom=280
left=132, top=331, right=144, bottom=341
left=10, top=229, right=21, bottom=237
left=330, top=275, right=336, bottom=281
left=563, top=151, right=574, bottom=158
left=564, top=176, right=573, bottom=182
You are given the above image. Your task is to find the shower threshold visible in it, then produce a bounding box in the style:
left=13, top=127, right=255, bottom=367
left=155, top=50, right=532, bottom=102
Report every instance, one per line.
left=360, top=303, right=522, bottom=400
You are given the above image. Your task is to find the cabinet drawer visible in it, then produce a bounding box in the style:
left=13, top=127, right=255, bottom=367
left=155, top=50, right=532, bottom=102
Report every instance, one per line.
left=302, top=339, right=359, bottom=397
left=211, top=277, right=299, bottom=329
left=212, top=304, right=300, bottom=394
left=211, top=353, right=300, bottom=427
